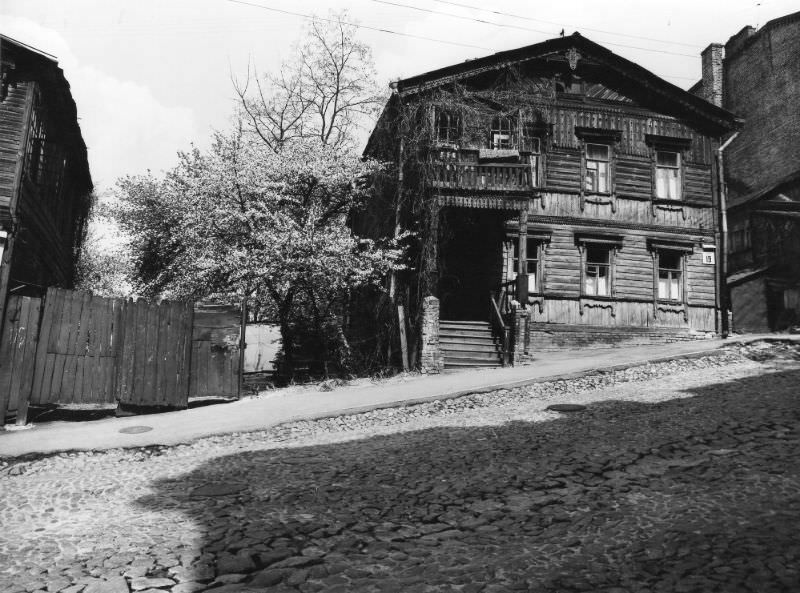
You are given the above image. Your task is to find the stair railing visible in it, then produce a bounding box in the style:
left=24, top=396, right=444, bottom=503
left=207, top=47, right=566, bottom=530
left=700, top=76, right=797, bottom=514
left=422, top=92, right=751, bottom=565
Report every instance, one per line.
left=489, top=292, right=509, bottom=366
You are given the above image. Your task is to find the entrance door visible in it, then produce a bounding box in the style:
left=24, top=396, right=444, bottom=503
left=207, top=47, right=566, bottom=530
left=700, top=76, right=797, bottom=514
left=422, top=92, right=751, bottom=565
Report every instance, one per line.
left=438, top=209, right=505, bottom=320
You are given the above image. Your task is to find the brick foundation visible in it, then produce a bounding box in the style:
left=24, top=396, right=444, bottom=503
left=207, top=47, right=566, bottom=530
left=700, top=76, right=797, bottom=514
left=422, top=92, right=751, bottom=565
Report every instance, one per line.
left=528, top=323, right=716, bottom=351
left=420, top=296, right=444, bottom=373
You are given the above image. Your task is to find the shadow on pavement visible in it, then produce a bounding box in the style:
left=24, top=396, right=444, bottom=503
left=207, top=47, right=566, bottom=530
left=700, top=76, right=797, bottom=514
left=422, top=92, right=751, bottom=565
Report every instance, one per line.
left=135, top=369, right=800, bottom=592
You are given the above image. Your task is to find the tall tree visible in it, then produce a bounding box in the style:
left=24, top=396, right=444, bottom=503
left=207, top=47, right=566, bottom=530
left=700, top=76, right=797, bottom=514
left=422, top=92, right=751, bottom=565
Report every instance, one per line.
left=234, top=10, right=384, bottom=151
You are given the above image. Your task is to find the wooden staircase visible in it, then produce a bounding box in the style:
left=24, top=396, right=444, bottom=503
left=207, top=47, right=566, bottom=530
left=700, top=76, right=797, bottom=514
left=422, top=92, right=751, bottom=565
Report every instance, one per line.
left=439, top=320, right=504, bottom=368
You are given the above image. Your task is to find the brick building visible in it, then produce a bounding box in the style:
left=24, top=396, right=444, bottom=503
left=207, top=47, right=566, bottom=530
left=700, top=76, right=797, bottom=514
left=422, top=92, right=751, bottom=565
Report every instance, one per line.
left=693, top=11, right=800, bottom=332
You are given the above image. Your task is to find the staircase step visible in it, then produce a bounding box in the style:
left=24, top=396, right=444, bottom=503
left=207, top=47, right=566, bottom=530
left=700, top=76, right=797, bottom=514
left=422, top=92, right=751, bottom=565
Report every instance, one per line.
left=444, top=358, right=503, bottom=367
left=440, top=319, right=492, bottom=326
left=440, top=322, right=493, bottom=330
left=439, top=329, right=495, bottom=339
left=441, top=342, right=503, bottom=353
left=443, top=350, right=503, bottom=362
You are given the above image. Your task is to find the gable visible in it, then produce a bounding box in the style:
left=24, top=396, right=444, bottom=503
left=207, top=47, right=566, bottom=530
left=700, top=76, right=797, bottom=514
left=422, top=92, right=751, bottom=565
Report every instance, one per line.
left=393, top=33, right=739, bottom=136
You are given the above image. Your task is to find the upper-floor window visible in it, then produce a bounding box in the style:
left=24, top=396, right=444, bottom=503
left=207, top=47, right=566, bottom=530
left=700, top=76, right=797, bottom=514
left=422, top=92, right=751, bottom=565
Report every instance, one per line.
left=25, top=92, right=47, bottom=184
left=521, top=125, right=541, bottom=186
left=585, top=143, right=610, bottom=193
left=655, top=150, right=681, bottom=199
left=435, top=109, right=461, bottom=145
left=489, top=116, right=514, bottom=149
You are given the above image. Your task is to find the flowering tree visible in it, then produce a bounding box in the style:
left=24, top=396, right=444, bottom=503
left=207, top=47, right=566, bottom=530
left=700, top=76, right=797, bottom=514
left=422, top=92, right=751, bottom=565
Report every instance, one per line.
left=116, top=129, right=402, bottom=374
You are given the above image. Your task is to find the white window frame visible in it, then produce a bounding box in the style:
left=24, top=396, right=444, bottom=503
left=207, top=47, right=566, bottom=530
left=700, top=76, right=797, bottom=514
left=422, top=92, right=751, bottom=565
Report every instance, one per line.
left=585, top=143, right=610, bottom=194
left=657, top=250, right=683, bottom=301
left=655, top=150, right=681, bottom=200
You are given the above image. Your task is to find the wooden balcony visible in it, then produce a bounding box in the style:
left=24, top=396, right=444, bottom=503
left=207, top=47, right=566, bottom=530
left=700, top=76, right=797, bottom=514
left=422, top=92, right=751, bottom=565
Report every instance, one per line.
left=430, top=162, right=535, bottom=192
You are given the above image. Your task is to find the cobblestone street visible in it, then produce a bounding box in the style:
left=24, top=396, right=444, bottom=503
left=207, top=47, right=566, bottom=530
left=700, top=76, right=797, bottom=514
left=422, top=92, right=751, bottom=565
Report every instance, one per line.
left=2, top=342, right=799, bottom=593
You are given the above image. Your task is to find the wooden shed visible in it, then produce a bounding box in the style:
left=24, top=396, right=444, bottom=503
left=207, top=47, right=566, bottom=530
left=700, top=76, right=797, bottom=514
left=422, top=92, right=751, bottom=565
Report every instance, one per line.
left=0, top=34, right=92, bottom=328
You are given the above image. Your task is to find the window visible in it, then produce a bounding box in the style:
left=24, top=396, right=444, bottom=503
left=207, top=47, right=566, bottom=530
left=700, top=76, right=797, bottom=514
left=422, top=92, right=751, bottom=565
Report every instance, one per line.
left=585, top=143, right=609, bottom=193
left=25, top=94, right=46, bottom=184
left=584, top=246, right=611, bottom=296
left=658, top=251, right=682, bottom=301
left=489, top=117, right=514, bottom=149
left=655, top=150, right=681, bottom=199
left=521, top=126, right=541, bottom=186
left=512, top=239, right=540, bottom=293
left=435, top=109, right=460, bottom=144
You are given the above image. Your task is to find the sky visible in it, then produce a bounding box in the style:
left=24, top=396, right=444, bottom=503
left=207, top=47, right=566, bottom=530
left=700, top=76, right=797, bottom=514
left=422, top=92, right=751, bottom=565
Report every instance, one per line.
left=1, top=0, right=797, bottom=192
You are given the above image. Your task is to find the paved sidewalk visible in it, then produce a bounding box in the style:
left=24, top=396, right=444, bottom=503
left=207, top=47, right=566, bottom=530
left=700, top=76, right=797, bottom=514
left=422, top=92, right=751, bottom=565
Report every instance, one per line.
left=0, top=334, right=792, bottom=457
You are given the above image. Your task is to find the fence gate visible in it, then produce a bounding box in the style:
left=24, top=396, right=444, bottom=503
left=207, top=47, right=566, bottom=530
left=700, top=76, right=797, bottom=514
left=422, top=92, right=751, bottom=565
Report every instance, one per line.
left=190, top=303, right=241, bottom=398
left=0, top=295, right=41, bottom=423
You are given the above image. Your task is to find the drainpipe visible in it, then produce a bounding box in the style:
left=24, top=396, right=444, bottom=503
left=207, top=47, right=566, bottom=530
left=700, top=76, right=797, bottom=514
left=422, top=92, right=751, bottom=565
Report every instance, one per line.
left=715, top=131, right=739, bottom=338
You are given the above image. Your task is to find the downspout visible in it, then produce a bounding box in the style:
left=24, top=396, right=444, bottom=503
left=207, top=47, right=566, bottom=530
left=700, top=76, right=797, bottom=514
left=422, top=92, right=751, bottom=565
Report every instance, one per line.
left=715, top=131, right=739, bottom=338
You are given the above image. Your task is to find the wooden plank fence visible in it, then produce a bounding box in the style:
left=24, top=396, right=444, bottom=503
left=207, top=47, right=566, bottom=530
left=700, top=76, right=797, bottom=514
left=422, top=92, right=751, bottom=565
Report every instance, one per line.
left=0, top=288, right=241, bottom=425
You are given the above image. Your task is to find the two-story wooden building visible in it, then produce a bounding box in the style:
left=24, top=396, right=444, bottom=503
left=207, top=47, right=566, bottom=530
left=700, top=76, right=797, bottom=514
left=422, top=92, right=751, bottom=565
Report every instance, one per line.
left=0, top=35, right=92, bottom=327
left=363, top=33, right=739, bottom=370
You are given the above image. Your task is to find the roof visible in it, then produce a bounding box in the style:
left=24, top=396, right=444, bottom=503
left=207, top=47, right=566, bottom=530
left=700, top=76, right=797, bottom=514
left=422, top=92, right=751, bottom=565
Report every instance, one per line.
left=389, top=32, right=739, bottom=133
left=729, top=168, right=800, bottom=211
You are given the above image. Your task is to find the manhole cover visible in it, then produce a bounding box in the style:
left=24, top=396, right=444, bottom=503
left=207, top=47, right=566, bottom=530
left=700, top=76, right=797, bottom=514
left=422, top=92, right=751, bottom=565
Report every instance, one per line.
left=191, top=483, right=247, bottom=497
left=118, top=425, right=153, bottom=434
left=547, top=404, right=586, bottom=412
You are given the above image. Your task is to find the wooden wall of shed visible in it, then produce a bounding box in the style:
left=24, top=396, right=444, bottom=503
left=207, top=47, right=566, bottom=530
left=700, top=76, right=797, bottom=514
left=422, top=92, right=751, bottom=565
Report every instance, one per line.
left=0, top=81, right=30, bottom=224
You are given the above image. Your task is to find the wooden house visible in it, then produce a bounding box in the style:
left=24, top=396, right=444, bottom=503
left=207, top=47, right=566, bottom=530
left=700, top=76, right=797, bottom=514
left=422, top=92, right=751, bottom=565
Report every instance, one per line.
left=362, top=33, right=739, bottom=371
left=0, top=35, right=92, bottom=326
left=692, top=12, right=800, bottom=332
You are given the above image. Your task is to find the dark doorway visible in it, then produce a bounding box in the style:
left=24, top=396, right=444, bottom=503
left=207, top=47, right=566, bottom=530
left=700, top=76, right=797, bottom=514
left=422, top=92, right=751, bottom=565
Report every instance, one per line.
left=438, top=208, right=506, bottom=320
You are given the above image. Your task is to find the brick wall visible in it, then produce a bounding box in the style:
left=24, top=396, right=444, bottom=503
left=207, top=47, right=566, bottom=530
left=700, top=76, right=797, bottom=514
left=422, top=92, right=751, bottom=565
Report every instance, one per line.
left=420, top=296, right=443, bottom=373
left=528, top=323, right=715, bottom=351
left=723, top=13, right=800, bottom=200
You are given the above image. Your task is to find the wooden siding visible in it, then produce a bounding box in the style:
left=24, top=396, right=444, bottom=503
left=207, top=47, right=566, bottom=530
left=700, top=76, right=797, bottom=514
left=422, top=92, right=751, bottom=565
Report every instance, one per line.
left=0, top=81, right=29, bottom=222
left=545, top=149, right=581, bottom=192
left=615, top=157, right=651, bottom=200
left=499, top=225, right=717, bottom=331
left=529, top=192, right=714, bottom=231
left=549, top=105, right=714, bottom=164
left=528, top=298, right=715, bottom=331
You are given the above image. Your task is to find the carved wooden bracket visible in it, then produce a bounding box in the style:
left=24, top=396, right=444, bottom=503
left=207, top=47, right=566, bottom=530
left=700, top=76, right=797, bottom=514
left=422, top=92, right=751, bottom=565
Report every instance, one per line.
left=579, top=298, right=616, bottom=317
left=652, top=201, right=688, bottom=221
left=582, top=193, right=617, bottom=213
left=656, top=302, right=689, bottom=322
left=529, top=295, right=545, bottom=315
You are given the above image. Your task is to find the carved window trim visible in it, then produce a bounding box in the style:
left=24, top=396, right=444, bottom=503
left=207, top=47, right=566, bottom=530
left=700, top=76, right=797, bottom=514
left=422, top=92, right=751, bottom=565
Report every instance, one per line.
left=575, top=127, right=622, bottom=212
left=647, top=239, right=693, bottom=321
left=645, top=134, right=692, bottom=217
left=576, top=234, right=623, bottom=312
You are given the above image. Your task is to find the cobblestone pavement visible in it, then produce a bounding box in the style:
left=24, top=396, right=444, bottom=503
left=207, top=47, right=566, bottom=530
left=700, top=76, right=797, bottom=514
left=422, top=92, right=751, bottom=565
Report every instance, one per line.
left=1, top=342, right=799, bottom=593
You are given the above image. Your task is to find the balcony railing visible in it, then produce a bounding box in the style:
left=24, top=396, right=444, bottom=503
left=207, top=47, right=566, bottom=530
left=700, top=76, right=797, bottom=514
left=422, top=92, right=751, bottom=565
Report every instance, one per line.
left=430, top=162, right=534, bottom=191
